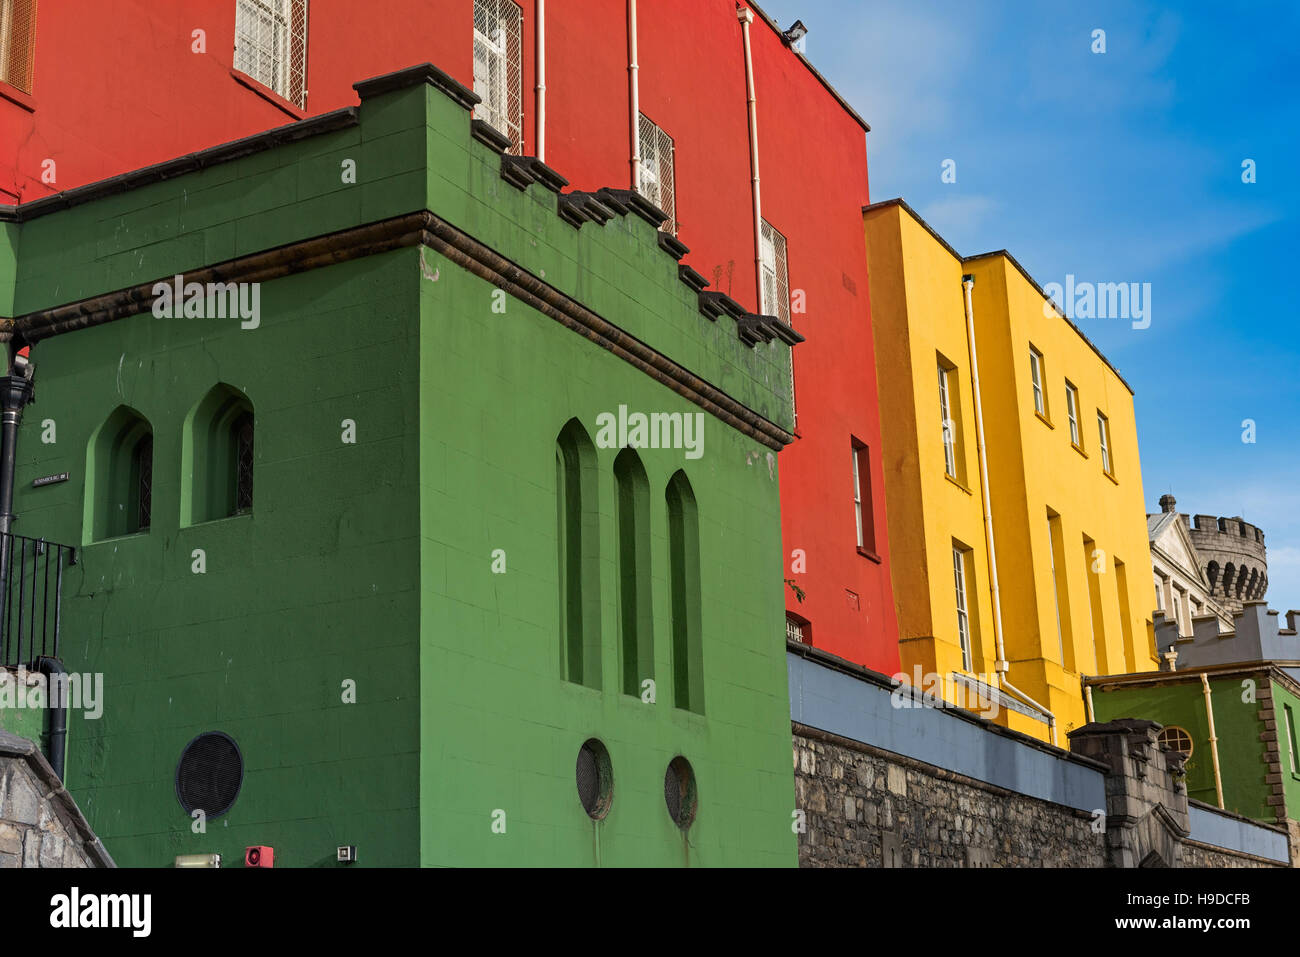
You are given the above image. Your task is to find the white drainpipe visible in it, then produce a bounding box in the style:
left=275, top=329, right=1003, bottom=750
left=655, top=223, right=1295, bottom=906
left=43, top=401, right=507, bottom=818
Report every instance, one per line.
left=1201, top=673, right=1225, bottom=808
left=628, top=0, right=640, bottom=190
left=535, top=0, right=546, bottom=161
left=962, top=274, right=1058, bottom=747
left=738, top=5, right=763, bottom=308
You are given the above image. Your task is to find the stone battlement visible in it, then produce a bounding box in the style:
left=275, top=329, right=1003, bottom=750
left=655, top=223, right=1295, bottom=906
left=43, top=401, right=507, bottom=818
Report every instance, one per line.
left=1156, top=601, right=1300, bottom=670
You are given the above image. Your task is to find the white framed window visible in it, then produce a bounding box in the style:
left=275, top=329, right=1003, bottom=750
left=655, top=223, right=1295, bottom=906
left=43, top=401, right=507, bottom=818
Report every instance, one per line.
left=953, top=545, right=972, bottom=671
left=473, top=0, right=524, bottom=154
left=938, top=363, right=957, bottom=478
left=1065, top=381, right=1080, bottom=446
left=1098, top=411, right=1113, bottom=475
left=851, top=439, right=874, bottom=553
left=234, top=0, right=309, bottom=109
left=760, top=220, right=790, bottom=324
left=1029, top=346, right=1046, bottom=416
left=637, top=114, right=677, bottom=234
left=1154, top=575, right=1165, bottom=611
left=786, top=613, right=810, bottom=645
left=1172, top=588, right=1183, bottom=635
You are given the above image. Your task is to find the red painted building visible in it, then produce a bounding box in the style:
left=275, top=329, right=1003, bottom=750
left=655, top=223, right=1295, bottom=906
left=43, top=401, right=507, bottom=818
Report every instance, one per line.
left=0, top=0, right=900, bottom=671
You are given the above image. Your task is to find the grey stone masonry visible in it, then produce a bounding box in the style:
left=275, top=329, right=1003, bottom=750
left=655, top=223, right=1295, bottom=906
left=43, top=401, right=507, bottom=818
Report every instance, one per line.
left=1068, top=719, right=1189, bottom=867
left=1158, top=601, right=1298, bottom=670
left=794, top=725, right=1106, bottom=867
left=0, top=731, right=113, bottom=868
left=1188, top=513, right=1267, bottom=618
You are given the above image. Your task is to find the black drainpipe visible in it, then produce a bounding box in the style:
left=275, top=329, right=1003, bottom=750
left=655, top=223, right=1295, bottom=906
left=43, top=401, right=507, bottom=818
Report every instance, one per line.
left=37, top=656, right=67, bottom=781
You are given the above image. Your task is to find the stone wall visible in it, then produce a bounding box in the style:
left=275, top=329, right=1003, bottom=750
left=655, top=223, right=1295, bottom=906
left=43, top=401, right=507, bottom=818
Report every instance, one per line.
left=1182, top=841, right=1286, bottom=868
left=794, top=725, right=1106, bottom=867
left=0, top=731, right=113, bottom=868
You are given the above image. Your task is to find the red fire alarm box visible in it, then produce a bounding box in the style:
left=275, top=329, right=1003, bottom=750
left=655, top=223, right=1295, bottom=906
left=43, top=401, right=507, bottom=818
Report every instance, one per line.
left=245, top=845, right=274, bottom=868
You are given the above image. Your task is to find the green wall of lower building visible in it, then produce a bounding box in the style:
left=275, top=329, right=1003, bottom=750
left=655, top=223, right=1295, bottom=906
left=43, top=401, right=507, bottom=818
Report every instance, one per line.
left=415, top=257, right=794, bottom=866
left=1092, top=676, right=1270, bottom=820
left=1269, top=679, right=1300, bottom=821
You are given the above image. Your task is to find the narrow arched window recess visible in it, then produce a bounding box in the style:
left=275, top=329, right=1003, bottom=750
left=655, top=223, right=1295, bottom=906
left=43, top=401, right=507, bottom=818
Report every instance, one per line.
left=181, top=384, right=255, bottom=526
left=666, top=470, right=703, bottom=713
left=83, top=406, right=154, bottom=544
left=614, top=448, right=653, bottom=697
left=556, top=419, right=601, bottom=689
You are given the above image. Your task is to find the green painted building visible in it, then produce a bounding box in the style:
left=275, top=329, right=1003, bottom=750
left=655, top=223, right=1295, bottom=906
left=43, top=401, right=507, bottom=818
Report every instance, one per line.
left=0, top=64, right=801, bottom=866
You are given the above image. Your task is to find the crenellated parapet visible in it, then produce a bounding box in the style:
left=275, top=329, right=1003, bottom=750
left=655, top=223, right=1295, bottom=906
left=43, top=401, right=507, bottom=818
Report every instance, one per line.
left=1156, top=600, right=1300, bottom=670
left=1187, top=513, right=1268, bottom=617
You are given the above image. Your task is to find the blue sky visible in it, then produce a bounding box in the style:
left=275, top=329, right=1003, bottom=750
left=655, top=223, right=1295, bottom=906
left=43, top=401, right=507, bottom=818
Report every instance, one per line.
left=760, top=0, right=1300, bottom=609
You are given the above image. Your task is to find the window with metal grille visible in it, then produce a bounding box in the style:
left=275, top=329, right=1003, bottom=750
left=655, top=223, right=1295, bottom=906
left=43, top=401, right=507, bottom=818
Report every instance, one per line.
left=234, top=411, right=254, bottom=513
left=87, top=406, right=153, bottom=542
left=0, top=0, right=36, bottom=94
left=637, top=114, right=677, bottom=234
left=760, top=220, right=790, bottom=323
left=234, top=0, right=309, bottom=108
left=473, top=0, right=523, bottom=154
left=135, top=434, right=153, bottom=532
left=953, top=545, right=972, bottom=672
left=183, top=385, right=255, bottom=525
left=557, top=419, right=601, bottom=689
left=667, top=470, right=703, bottom=713
left=785, top=612, right=810, bottom=646
left=1155, top=725, right=1193, bottom=759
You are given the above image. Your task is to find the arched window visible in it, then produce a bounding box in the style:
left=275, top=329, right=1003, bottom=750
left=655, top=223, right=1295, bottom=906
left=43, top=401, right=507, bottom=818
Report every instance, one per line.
left=1206, top=561, right=1219, bottom=589
left=556, top=419, right=600, bottom=688
left=84, top=406, right=154, bottom=542
left=182, top=384, right=254, bottom=525
left=666, top=470, right=703, bottom=713
left=614, top=449, right=652, bottom=696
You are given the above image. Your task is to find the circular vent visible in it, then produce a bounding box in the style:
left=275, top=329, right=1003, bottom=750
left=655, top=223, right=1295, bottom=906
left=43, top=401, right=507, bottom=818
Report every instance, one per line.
left=175, top=731, right=244, bottom=818
left=575, top=738, right=613, bottom=820
left=664, top=756, right=697, bottom=830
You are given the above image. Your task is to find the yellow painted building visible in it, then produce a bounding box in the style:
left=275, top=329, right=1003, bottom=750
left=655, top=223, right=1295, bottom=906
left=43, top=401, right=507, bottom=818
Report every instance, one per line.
left=864, top=199, right=1157, bottom=744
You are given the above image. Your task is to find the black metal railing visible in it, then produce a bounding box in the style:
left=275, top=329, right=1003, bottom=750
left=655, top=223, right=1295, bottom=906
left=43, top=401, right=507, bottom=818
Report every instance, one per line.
left=0, top=531, right=75, bottom=669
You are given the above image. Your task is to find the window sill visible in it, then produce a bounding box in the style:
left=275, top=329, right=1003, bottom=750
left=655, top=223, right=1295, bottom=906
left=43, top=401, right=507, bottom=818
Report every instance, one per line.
left=943, top=473, right=973, bottom=495
left=86, top=529, right=151, bottom=546
left=1072, top=443, right=1088, bottom=459
left=1103, top=470, right=1119, bottom=486
left=1035, top=411, right=1054, bottom=430
left=230, top=69, right=306, bottom=120
left=857, top=546, right=882, bottom=564
left=182, top=511, right=254, bottom=530
left=0, top=81, right=35, bottom=113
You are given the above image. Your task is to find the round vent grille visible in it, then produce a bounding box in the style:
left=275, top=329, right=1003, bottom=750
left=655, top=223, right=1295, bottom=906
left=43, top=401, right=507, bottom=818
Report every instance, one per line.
left=575, top=738, right=613, bottom=820
left=664, top=756, right=697, bottom=830
left=175, top=731, right=244, bottom=818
